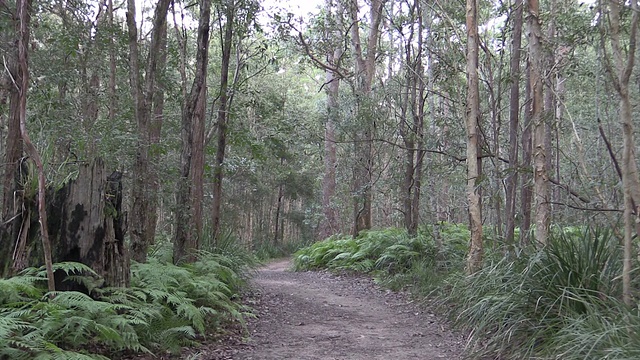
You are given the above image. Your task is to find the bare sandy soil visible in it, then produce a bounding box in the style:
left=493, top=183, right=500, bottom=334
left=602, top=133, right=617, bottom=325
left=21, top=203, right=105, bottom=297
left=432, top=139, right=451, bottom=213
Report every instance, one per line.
left=231, top=259, right=464, bottom=360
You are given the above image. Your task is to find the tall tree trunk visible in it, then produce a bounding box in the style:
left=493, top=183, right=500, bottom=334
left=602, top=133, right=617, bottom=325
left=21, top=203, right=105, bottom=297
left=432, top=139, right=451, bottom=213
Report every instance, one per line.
left=14, top=0, right=55, bottom=291
left=0, top=15, right=26, bottom=276
left=348, top=0, right=386, bottom=237
left=424, top=5, right=440, bottom=249
left=604, top=0, right=640, bottom=306
left=505, top=0, right=524, bottom=248
left=410, top=1, right=426, bottom=237
left=211, top=1, right=236, bottom=244
left=321, top=69, right=340, bottom=238
left=126, top=0, right=171, bottom=262
left=191, top=85, right=206, bottom=249
left=483, top=34, right=504, bottom=241
left=0, top=89, right=6, bottom=172
left=147, top=22, right=167, bottom=246
left=320, top=0, right=341, bottom=240
left=465, top=0, right=483, bottom=274
left=554, top=49, right=567, bottom=206
left=174, top=0, right=211, bottom=263
left=108, top=0, right=117, bottom=122
left=544, top=0, right=556, bottom=215
left=0, top=88, right=24, bottom=276
left=520, top=62, right=533, bottom=246
left=528, top=0, right=549, bottom=246
left=400, top=2, right=417, bottom=236
left=274, top=175, right=284, bottom=245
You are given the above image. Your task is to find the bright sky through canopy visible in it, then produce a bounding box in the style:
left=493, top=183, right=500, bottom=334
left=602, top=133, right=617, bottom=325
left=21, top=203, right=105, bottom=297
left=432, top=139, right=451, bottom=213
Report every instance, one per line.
left=263, top=0, right=323, bottom=18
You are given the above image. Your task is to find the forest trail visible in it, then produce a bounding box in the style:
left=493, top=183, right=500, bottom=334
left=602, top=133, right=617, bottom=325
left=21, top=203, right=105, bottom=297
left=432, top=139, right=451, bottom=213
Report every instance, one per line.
left=235, top=259, right=463, bottom=360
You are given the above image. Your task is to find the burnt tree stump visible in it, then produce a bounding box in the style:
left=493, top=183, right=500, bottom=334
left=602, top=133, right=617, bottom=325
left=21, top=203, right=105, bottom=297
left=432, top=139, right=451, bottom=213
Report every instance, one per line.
left=48, top=158, right=130, bottom=288
left=1, top=158, right=129, bottom=289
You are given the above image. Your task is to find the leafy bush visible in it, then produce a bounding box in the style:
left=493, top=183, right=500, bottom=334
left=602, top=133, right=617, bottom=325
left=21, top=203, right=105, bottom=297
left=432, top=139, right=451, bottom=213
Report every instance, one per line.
left=0, top=251, right=252, bottom=359
left=425, top=222, right=469, bottom=270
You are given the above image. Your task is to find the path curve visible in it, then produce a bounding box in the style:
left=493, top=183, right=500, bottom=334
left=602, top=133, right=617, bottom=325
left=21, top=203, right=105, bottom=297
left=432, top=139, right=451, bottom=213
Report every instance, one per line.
left=235, top=259, right=463, bottom=360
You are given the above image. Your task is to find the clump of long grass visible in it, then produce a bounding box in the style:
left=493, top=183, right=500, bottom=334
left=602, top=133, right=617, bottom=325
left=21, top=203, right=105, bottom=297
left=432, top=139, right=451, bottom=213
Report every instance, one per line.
left=550, top=296, right=640, bottom=360
left=440, top=227, right=624, bottom=359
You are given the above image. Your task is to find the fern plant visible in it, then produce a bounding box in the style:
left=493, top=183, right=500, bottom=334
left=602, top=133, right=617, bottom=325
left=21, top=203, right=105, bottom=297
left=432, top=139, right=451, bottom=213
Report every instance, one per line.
left=0, top=249, right=253, bottom=358
left=293, top=228, right=438, bottom=275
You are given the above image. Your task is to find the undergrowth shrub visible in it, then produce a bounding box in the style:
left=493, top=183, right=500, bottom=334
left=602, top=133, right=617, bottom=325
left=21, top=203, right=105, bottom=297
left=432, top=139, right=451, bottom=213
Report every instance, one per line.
left=550, top=296, right=640, bottom=360
left=293, top=225, right=471, bottom=277
left=0, top=250, right=253, bottom=359
left=440, top=227, right=625, bottom=359
left=293, top=228, right=436, bottom=274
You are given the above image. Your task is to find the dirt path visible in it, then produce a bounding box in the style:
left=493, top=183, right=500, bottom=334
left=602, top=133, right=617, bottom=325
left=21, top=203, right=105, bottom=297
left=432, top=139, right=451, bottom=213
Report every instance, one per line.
left=234, top=259, right=463, bottom=360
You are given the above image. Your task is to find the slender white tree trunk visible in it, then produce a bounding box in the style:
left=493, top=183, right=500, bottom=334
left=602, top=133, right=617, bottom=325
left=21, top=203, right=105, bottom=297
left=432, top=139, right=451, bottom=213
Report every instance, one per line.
left=465, top=0, right=483, bottom=274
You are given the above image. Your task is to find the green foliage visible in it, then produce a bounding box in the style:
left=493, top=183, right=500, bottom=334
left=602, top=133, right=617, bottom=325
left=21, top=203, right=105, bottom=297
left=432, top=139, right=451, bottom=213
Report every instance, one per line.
left=439, top=227, right=625, bottom=359
left=293, top=227, right=438, bottom=275
left=550, top=298, right=640, bottom=360
left=253, top=236, right=314, bottom=261
left=293, top=225, right=472, bottom=277
left=429, top=222, right=470, bottom=270
left=201, top=228, right=260, bottom=275
left=0, top=251, right=252, bottom=359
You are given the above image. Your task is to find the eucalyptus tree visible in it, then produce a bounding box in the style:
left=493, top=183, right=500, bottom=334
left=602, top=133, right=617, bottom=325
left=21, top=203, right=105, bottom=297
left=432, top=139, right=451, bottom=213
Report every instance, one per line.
left=0, top=0, right=55, bottom=290
left=348, top=0, right=386, bottom=236
left=505, top=0, right=524, bottom=248
left=320, top=0, right=342, bottom=239
left=465, top=0, right=483, bottom=273
left=290, top=0, right=387, bottom=237
left=126, top=0, right=172, bottom=263
left=599, top=0, right=640, bottom=306
left=210, top=0, right=261, bottom=244
left=528, top=0, right=550, bottom=246
left=0, top=0, right=25, bottom=276
left=217, top=53, right=324, bottom=245
left=210, top=0, right=238, bottom=245
left=174, top=0, right=212, bottom=264
left=394, top=0, right=426, bottom=237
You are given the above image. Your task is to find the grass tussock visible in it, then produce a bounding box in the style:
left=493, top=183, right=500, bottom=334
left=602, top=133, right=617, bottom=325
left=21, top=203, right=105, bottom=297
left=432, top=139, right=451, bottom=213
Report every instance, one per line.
left=0, top=250, right=254, bottom=359
left=293, top=225, right=640, bottom=359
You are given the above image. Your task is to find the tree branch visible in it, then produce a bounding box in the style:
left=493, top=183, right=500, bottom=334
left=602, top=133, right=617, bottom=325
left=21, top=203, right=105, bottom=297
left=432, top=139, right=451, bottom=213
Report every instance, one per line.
left=548, top=202, right=622, bottom=213
left=297, top=32, right=350, bottom=80
left=547, top=177, right=591, bottom=203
